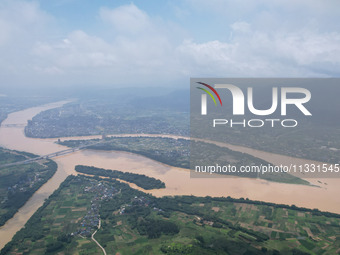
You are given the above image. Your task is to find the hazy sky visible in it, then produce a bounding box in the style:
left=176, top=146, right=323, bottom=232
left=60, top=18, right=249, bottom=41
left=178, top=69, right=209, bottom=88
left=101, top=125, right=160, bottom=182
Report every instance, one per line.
left=0, top=0, right=339, bottom=88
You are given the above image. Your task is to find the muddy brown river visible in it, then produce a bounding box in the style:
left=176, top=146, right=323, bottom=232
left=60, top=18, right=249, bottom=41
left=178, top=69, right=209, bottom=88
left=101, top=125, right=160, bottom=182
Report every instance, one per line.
left=0, top=101, right=339, bottom=249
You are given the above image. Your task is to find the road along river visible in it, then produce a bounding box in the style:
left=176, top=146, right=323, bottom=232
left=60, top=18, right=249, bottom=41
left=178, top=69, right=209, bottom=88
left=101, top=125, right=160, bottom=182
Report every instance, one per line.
left=0, top=101, right=339, bottom=249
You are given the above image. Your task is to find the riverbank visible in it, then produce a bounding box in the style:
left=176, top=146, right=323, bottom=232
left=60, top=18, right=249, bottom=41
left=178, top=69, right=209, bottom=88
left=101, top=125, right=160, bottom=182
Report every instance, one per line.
left=0, top=102, right=339, bottom=249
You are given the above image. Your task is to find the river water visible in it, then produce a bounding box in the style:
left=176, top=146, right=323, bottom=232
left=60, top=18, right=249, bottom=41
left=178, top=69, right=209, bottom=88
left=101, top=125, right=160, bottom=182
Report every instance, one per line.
left=0, top=102, right=339, bottom=249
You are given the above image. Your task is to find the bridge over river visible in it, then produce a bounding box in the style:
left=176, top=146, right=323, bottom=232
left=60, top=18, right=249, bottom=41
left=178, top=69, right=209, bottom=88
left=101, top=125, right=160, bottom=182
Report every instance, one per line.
left=0, top=141, right=103, bottom=168
left=1, top=124, right=27, bottom=128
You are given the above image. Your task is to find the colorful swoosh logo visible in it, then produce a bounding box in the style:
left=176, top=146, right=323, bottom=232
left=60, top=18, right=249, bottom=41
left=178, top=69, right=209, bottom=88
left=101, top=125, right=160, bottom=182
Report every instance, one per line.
left=196, top=82, right=222, bottom=106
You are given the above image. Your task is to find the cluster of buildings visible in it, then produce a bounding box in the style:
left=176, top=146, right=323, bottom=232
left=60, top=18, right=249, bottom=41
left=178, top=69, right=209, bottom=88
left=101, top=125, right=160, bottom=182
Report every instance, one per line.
left=24, top=106, right=100, bottom=138
left=75, top=181, right=119, bottom=237
left=24, top=103, right=189, bottom=138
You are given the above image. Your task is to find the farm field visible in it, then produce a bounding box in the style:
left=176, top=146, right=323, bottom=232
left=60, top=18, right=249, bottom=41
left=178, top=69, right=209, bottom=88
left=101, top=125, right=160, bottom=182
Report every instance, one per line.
left=2, top=174, right=339, bottom=255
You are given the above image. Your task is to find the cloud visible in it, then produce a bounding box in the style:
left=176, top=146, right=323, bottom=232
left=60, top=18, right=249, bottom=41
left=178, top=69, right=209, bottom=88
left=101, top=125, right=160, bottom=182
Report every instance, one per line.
left=1, top=1, right=340, bottom=87
left=0, top=0, right=54, bottom=76
left=176, top=24, right=340, bottom=77
left=28, top=3, right=181, bottom=86
left=0, top=0, right=52, bottom=45
left=230, top=22, right=250, bottom=33
left=99, top=4, right=151, bottom=34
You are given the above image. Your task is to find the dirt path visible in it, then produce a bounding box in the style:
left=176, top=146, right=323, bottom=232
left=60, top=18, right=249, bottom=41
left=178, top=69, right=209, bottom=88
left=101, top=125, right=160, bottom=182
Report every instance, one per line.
left=91, top=218, right=107, bottom=255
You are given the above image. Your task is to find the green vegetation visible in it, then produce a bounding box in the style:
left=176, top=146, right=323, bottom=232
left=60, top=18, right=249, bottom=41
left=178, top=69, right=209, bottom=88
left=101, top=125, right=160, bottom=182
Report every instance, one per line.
left=0, top=148, right=57, bottom=226
left=61, top=137, right=190, bottom=168
left=62, top=137, right=309, bottom=185
left=197, top=125, right=340, bottom=165
left=75, top=165, right=165, bottom=190
left=2, top=175, right=339, bottom=255
left=192, top=141, right=309, bottom=185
